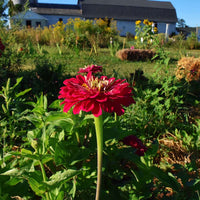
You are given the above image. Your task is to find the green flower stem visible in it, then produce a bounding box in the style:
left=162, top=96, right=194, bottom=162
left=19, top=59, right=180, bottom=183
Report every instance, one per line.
left=114, top=112, right=118, bottom=122
left=75, top=131, right=81, bottom=145
left=94, top=115, right=103, bottom=200
left=39, top=160, right=50, bottom=200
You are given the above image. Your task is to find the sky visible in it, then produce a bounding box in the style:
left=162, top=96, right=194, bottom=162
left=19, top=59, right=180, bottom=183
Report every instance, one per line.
left=38, top=0, right=200, bottom=27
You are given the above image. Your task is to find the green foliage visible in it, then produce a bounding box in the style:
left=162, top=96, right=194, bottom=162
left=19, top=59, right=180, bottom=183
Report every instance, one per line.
left=108, top=37, right=120, bottom=57
left=186, top=32, right=200, bottom=50
left=0, top=22, right=200, bottom=199
left=0, top=78, right=31, bottom=151
left=0, top=73, right=200, bottom=199
left=134, top=19, right=157, bottom=49
left=120, top=72, right=192, bottom=139
left=0, top=81, right=89, bottom=199
left=152, top=35, right=170, bottom=65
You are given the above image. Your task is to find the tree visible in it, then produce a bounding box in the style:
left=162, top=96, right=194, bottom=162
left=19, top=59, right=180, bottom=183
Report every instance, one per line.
left=7, top=0, right=30, bottom=17
left=8, top=0, right=16, bottom=17
left=177, top=18, right=187, bottom=28
left=0, top=0, right=8, bottom=26
left=0, top=0, right=8, bottom=18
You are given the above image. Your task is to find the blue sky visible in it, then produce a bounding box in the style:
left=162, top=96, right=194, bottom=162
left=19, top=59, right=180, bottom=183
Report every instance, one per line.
left=38, top=0, right=200, bottom=27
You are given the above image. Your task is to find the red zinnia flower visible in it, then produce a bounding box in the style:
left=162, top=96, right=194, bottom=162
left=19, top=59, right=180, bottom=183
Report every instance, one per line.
left=78, top=65, right=103, bottom=74
left=0, top=38, right=5, bottom=57
left=18, top=47, right=23, bottom=52
left=122, top=135, right=147, bottom=156
left=59, top=72, right=135, bottom=117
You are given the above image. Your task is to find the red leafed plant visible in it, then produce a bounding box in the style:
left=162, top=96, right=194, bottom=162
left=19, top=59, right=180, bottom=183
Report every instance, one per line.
left=122, top=135, right=147, bottom=156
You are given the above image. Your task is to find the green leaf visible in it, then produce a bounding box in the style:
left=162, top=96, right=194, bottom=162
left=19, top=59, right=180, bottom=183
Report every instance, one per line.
left=49, top=99, right=63, bottom=109
left=32, top=94, right=48, bottom=115
left=45, top=169, right=81, bottom=189
left=45, top=111, right=69, bottom=122
left=10, top=77, right=23, bottom=90
left=25, top=115, right=43, bottom=128
left=0, top=153, right=13, bottom=166
left=15, top=88, right=32, bottom=98
left=55, top=191, right=65, bottom=200
left=0, top=168, right=20, bottom=176
left=25, top=170, right=46, bottom=196
left=49, top=118, right=74, bottom=132
left=1, top=104, right=6, bottom=113
left=10, top=149, right=53, bottom=163
left=5, top=78, right=10, bottom=92
left=5, top=177, right=22, bottom=186
left=10, top=149, right=40, bottom=161
left=54, top=142, right=90, bottom=167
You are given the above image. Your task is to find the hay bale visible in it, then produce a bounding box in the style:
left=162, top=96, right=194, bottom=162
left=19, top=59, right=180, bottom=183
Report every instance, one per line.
left=116, top=48, right=155, bottom=61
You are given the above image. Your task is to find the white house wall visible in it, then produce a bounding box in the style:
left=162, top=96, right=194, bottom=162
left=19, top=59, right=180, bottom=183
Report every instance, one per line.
left=157, top=22, right=177, bottom=35
left=116, top=20, right=135, bottom=37
left=116, top=20, right=177, bottom=36
left=13, top=18, right=47, bottom=28
left=41, top=15, right=81, bottom=26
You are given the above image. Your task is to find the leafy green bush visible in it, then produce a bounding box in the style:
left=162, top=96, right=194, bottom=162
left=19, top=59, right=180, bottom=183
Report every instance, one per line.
left=186, top=32, right=200, bottom=50
left=120, top=72, right=192, bottom=139
left=0, top=74, right=200, bottom=199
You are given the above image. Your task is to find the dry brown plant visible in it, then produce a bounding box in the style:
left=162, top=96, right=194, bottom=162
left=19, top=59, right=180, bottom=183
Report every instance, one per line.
left=116, top=48, right=155, bottom=61
left=176, top=57, right=200, bottom=82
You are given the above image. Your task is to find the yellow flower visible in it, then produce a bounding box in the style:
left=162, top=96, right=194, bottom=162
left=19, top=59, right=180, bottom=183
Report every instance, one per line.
left=96, top=18, right=108, bottom=27
left=135, top=36, right=138, bottom=40
left=135, top=20, right=141, bottom=25
left=143, top=19, right=149, bottom=25
left=148, top=21, right=153, bottom=26
left=106, top=27, right=111, bottom=32
left=154, top=27, right=158, bottom=33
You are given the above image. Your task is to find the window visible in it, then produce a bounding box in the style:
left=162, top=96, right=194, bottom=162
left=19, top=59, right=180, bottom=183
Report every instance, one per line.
left=26, top=20, right=32, bottom=28
left=36, top=22, right=41, bottom=27
left=107, top=19, right=111, bottom=27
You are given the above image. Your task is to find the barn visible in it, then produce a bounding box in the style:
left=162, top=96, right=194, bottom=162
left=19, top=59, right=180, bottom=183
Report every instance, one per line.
left=12, top=0, right=178, bottom=36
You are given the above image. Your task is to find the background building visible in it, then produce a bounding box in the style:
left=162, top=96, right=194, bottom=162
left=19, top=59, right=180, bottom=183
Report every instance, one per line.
left=11, top=0, right=178, bottom=36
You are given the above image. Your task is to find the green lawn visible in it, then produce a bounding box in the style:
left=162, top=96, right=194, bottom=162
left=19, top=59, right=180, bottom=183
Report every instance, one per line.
left=23, top=46, right=200, bottom=80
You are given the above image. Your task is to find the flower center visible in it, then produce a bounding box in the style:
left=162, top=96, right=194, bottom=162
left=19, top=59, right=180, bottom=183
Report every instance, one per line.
left=82, top=76, right=114, bottom=92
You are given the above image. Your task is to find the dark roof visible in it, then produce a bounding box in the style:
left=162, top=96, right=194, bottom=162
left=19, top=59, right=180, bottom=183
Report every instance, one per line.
left=30, top=3, right=80, bottom=9
left=30, top=0, right=177, bottom=23
left=31, top=3, right=82, bottom=16
left=81, top=0, right=174, bottom=9
left=81, top=0, right=177, bottom=23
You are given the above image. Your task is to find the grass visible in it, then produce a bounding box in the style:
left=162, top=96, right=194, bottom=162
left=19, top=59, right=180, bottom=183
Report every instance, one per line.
left=22, top=46, right=200, bottom=80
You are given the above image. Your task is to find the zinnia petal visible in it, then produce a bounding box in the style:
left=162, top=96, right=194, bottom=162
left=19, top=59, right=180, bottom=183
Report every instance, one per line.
left=63, top=102, right=76, bottom=113
left=82, top=100, right=95, bottom=112
left=92, top=103, right=102, bottom=117
left=73, top=102, right=83, bottom=115
left=58, top=68, right=135, bottom=117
